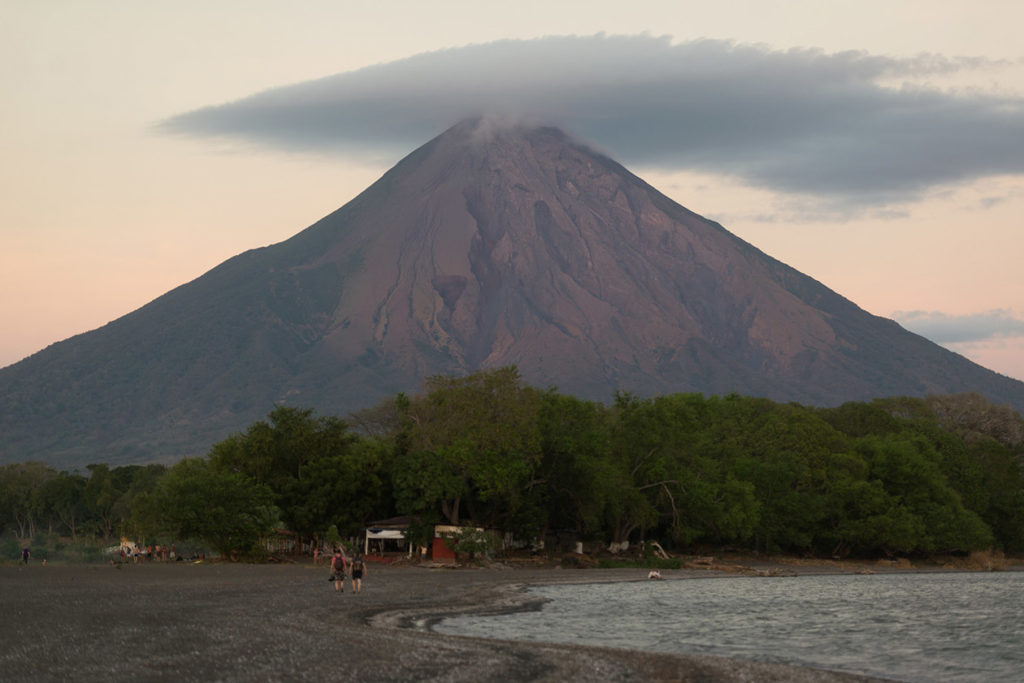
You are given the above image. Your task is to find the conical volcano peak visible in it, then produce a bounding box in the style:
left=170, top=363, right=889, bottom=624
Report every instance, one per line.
left=295, top=115, right=997, bottom=409
left=420, top=116, right=603, bottom=179
left=442, top=114, right=574, bottom=147
left=3, top=119, right=1023, bottom=467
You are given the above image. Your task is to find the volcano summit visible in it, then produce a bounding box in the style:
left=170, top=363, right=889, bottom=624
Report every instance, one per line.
left=3, top=118, right=1023, bottom=467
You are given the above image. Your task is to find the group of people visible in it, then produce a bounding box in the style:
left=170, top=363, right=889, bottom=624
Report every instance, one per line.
left=118, top=543, right=180, bottom=564
left=329, top=549, right=367, bottom=593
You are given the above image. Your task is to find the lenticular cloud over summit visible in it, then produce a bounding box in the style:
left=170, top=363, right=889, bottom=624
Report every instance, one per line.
left=160, top=34, right=1024, bottom=209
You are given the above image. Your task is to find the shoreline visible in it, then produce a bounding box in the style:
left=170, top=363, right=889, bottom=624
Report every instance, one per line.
left=5, top=558, right=1009, bottom=681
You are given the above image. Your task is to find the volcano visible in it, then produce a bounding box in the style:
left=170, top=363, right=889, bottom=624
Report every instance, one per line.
left=3, top=118, right=1023, bottom=467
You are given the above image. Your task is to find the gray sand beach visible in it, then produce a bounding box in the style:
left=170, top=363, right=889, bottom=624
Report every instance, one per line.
left=1, top=561, right=886, bottom=682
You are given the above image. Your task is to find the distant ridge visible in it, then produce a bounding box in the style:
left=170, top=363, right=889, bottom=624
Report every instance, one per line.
left=3, top=117, right=1023, bottom=468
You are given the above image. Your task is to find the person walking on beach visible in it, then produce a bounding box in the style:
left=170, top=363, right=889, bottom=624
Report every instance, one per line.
left=330, top=549, right=347, bottom=593
left=22, top=547, right=30, bottom=565
left=350, top=554, right=366, bottom=593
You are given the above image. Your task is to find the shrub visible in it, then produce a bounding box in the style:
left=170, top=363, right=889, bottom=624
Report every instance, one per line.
left=444, top=527, right=495, bottom=560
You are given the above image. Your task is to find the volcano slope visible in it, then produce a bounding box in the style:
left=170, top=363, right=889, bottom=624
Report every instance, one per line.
left=2, top=118, right=1022, bottom=467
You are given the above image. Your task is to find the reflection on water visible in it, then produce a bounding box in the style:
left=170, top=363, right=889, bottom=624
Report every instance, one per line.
left=436, top=572, right=1024, bottom=682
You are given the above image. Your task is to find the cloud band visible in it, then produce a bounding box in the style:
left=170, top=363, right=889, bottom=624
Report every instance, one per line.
left=160, top=34, right=1024, bottom=208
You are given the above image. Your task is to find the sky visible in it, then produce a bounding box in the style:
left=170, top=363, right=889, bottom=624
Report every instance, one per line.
left=3, top=1, right=1023, bottom=382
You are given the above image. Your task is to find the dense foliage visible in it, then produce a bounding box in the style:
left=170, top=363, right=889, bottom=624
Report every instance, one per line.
left=4, top=368, right=1024, bottom=560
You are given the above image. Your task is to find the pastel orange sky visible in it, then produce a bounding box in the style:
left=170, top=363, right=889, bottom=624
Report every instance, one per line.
left=2, top=1, right=1022, bottom=383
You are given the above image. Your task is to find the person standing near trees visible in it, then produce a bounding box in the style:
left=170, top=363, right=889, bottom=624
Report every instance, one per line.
left=330, top=549, right=347, bottom=593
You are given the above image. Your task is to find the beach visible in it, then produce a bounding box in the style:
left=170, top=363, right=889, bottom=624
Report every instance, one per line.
left=0, top=560, right=892, bottom=682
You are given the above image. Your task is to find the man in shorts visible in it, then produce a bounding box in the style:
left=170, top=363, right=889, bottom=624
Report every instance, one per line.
left=330, top=549, right=347, bottom=592
left=350, top=554, right=367, bottom=593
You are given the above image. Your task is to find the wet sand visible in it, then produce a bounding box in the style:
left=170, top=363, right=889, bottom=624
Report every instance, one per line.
left=0, top=561, right=887, bottom=682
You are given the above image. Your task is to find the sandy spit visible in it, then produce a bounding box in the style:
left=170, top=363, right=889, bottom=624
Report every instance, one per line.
left=0, top=561, right=887, bottom=682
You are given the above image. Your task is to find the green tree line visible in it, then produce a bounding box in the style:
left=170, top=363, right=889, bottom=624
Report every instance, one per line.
left=4, top=367, right=1024, bottom=559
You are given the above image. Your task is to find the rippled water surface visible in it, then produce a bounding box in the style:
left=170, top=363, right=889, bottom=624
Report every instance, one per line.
left=436, top=572, right=1024, bottom=681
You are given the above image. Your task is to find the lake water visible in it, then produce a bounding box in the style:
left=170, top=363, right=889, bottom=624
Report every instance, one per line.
left=435, top=572, right=1024, bottom=681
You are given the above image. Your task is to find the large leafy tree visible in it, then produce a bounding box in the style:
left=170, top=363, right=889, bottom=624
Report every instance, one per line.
left=32, top=471, right=86, bottom=539
left=853, top=434, right=993, bottom=553
left=604, top=393, right=680, bottom=545
left=536, top=393, right=614, bottom=539
left=962, top=437, right=1024, bottom=552
left=137, top=458, right=277, bottom=556
left=284, top=439, right=385, bottom=537
left=397, top=367, right=543, bottom=526
left=723, top=401, right=848, bottom=552
left=655, top=394, right=760, bottom=545
left=110, top=464, right=168, bottom=541
left=81, top=464, right=121, bottom=541
left=207, top=406, right=361, bottom=538
left=209, top=406, right=354, bottom=487
left=0, top=462, right=57, bottom=539
left=604, top=393, right=703, bottom=546
left=818, top=397, right=1024, bottom=553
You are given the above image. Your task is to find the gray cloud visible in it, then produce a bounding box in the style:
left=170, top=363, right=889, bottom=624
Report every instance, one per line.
left=894, top=309, right=1024, bottom=343
left=160, top=34, right=1024, bottom=209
